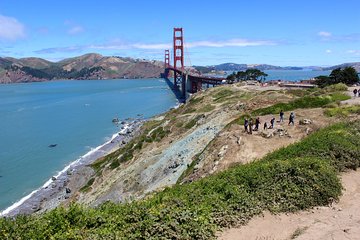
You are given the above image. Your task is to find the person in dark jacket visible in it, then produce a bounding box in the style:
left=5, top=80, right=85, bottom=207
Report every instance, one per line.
left=279, top=110, right=284, bottom=122
left=270, top=117, right=275, bottom=129
left=249, top=118, right=253, bottom=134
left=244, top=118, right=249, bottom=133
left=288, top=112, right=295, bottom=125
left=254, top=117, right=260, bottom=131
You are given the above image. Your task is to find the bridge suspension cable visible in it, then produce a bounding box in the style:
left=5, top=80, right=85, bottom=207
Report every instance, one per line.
left=183, top=35, right=193, bottom=74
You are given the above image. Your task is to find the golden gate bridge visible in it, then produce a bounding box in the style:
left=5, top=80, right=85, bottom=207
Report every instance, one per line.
left=163, top=28, right=226, bottom=101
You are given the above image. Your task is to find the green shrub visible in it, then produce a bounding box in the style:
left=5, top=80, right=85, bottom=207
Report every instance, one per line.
left=263, top=121, right=360, bottom=171
left=252, top=96, right=332, bottom=116
left=324, top=83, right=348, bottom=92
left=324, top=105, right=360, bottom=118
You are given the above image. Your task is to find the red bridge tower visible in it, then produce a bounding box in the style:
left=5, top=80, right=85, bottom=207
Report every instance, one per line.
left=173, top=28, right=184, bottom=88
left=164, top=49, right=170, bottom=68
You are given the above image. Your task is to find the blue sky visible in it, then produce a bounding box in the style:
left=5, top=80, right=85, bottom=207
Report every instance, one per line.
left=0, top=0, right=359, bottom=66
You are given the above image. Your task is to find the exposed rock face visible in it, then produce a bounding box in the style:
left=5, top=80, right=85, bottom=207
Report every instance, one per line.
left=0, top=53, right=164, bottom=83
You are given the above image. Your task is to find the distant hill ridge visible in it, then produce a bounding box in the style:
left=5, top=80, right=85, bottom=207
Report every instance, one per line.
left=194, top=62, right=360, bottom=73
left=1, top=53, right=359, bottom=83
left=0, top=53, right=164, bottom=83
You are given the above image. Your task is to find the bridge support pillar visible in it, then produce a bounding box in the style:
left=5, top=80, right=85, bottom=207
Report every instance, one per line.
left=173, top=28, right=184, bottom=87
left=190, top=80, right=202, bottom=93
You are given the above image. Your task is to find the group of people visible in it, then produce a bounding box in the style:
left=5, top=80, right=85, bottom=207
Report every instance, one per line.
left=243, top=110, right=295, bottom=134
left=353, top=89, right=360, bottom=97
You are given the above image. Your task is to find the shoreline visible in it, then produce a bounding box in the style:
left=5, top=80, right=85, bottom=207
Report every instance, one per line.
left=0, top=119, right=144, bottom=217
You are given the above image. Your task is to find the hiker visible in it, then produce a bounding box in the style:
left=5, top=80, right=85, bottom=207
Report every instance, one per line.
left=263, top=122, right=268, bottom=130
left=289, top=112, right=295, bottom=125
left=249, top=118, right=253, bottom=134
left=279, top=110, right=284, bottom=122
left=353, top=89, right=358, bottom=97
left=244, top=118, right=249, bottom=133
left=254, top=117, right=260, bottom=131
left=269, top=117, right=275, bottom=129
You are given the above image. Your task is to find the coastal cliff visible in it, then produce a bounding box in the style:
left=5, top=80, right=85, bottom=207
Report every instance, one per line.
left=2, top=82, right=360, bottom=239
left=0, top=53, right=164, bottom=83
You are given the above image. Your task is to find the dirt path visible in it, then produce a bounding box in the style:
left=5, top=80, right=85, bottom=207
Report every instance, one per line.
left=219, top=88, right=360, bottom=240
left=219, top=170, right=360, bottom=240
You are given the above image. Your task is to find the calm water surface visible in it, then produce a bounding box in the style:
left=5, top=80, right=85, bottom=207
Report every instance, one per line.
left=0, top=79, right=177, bottom=211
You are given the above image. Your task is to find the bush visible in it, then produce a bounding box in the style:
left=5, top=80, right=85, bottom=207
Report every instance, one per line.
left=324, top=105, right=360, bottom=118
left=324, top=83, right=348, bottom=92
left=263, top=121, right=360, bottom=171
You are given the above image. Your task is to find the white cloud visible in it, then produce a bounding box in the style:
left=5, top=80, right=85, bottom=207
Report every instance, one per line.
left=187, top=39, right=276, bottom=48
left=318, top=31, right=332, bottom=37
left=90, top=38, right=275, bottom=50
left=347, top=50, right=360, bottom=55
left=0, top=14, right=25, bottom=40
left=325, top=49, right=332, bottom=54
left=35, top=38, right=278, bottom=54
left=68, top=26, right=84, bottom=35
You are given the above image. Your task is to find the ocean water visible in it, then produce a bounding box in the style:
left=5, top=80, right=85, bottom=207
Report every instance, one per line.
left=264, top=70, right=331, bottom=81
left=0, top=79, right=178, bottom=212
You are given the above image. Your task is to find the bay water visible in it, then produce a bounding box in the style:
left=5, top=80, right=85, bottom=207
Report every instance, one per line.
left=264, top=70, right=331, bottom=81
left=0, top=79, right=178, bottom=212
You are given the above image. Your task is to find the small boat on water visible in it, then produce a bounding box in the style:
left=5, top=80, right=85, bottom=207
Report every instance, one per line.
left=48, top=144, right=57, bottom=148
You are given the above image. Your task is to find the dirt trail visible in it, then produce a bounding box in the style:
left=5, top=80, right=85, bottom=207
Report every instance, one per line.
left=219, top=88, right=360, bottom=240
left=219, top=170, right=360, bottom=240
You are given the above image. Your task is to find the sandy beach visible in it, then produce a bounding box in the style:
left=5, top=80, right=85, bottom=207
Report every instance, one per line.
left=1, top=119, right=144, bottom=217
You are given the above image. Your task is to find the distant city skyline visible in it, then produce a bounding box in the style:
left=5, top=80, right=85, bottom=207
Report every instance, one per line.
left=0, top=0, right=359, bottom=66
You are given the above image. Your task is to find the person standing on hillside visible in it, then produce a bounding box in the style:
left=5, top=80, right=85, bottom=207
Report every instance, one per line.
left=279, top=110, right=284, bottom=122
left=254, top=117, right=260, bottom=131
left=244, top=118, right=249, bottom=133
left=353, top=89, right=358, bottom=97
left=270, top=117, right=275, bottom=129
left=264, top=122, right=268, bottom=130
left=289, top=112, right=295, bottom=125
left=249, top=118, right=253, bottom=134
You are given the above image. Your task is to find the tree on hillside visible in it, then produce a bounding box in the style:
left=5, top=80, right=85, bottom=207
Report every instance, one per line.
left=342, top=67, right=359, bottom=85
left=236, top=71, right=247, bottom=81
left=245, top=69, right=268, bottom=82
left=315, top=66, right=359, bottom=87
left=226, top=71, right=237, bottom=83
left=226, top=69, right=268, bottom=82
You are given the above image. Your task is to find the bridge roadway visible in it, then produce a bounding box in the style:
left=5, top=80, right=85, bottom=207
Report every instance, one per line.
left=165, top=67, right=226, bottom=101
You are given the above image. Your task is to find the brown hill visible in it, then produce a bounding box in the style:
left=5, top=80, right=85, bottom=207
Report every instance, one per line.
left=0, top=53, right=164, bottom=83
